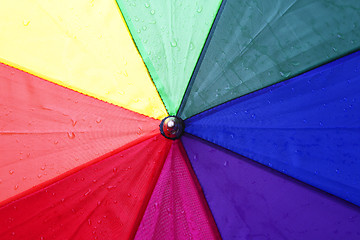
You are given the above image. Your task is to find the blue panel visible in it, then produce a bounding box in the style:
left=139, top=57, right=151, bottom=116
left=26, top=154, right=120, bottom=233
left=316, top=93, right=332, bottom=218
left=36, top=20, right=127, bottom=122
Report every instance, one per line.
left=185, top=51, right=360, bottom=206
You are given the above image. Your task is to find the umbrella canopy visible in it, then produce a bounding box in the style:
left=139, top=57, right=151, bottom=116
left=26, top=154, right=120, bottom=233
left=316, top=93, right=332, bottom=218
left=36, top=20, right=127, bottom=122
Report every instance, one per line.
left=1, top=0, right=360, bottom=239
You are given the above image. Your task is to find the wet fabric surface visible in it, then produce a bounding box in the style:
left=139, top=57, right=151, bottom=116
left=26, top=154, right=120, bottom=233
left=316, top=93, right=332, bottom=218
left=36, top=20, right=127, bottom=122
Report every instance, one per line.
left=183, top=134, right=360, bottom=240
left=185, top=51, right=360, bottom=206
left=179, top=0, right=360, bottom=119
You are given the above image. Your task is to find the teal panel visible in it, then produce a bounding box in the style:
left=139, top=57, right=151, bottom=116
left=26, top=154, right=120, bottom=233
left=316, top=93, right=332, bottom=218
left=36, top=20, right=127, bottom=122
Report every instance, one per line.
left=117, top=0, right=222, bottom=115
left=179, top=0, right=360, bottom=119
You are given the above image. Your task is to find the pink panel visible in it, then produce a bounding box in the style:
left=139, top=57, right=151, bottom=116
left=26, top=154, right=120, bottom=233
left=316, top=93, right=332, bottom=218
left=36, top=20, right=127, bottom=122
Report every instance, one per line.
left=135, top=140, right=220, bottom=240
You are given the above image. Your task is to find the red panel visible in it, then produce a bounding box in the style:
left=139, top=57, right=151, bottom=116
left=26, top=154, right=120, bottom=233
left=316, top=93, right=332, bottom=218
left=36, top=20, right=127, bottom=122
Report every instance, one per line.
left=0, top=62, right=160, bottom=205
left=0, top=134, right=172, bottom=239
left=135, top=140, right=221, bottom=240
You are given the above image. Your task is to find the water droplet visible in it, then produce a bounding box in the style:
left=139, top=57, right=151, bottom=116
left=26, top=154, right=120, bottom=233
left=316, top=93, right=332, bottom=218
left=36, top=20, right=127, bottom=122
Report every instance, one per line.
left=54, top=140, right=59, bottom=145
left=189, top=42, right=194, bottom=50
left=335, top=169, right=340, bottom=174
left=97, top=201, right=101, bottom=206
left=88, top=219, right=91, bottom=225
left=14, top=184, right=19, bottom=190
left=142, top=26, right=147, bottom=31
left=137, top=127, right=143, bottom=135
left=251, top=114, right=256, bottom=119
left=332, top=47, right=338, bottom=52
left=127, top=193, right=131, bottom=197
left=134, top=17, right=139, bottom=22
left=196, top=6, right=203, bottom=13
left=40, top=166, right=46, bottom=171
left=279, top=71, right=291, bottom=78
left=314, top=170, right=319, bottom=175
left=223, top=161, right=228, bottom=167
left=170, top=40, right=177, bottom=47
left=71, top=119, right=77, bottom=126
left=67, top=132, right=75, bottom=139
left=144, top=2, right=150, bottom=8
left=84, top=189, right=91, bottom=196
left=38, top=174, right=42, bottom=178
left=96, top=118, right=102, bottom=124
left=150, top=9, right=155, bottom=15
left=23, top=20, right=30, bottom=26
left=107, top=185, right=116, bottom=190
left=9, top=170, right=14, bottom=175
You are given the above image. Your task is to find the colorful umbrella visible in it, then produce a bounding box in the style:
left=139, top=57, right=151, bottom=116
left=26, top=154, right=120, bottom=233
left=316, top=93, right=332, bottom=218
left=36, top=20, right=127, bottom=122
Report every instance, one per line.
left=1, top=0, right=360, bottom=239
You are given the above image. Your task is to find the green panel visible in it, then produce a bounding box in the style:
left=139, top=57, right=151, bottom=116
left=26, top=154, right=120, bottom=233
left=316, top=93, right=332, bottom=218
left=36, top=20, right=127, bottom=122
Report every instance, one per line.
left=179, top=0, right=360, bottom=119
left=117, top=0, right=222, bottom=115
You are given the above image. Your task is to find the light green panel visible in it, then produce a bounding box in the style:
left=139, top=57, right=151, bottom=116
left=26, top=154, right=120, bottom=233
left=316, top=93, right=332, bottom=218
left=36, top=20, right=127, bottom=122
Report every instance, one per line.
left=117, top=0, right=222, bottom=115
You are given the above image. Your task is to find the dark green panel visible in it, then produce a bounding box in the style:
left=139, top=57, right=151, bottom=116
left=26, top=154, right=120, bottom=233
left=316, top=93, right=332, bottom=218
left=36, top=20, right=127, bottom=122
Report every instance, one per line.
left=179, top=0, right=360, bottom=119
left=117, top=0, right=222, bottom=115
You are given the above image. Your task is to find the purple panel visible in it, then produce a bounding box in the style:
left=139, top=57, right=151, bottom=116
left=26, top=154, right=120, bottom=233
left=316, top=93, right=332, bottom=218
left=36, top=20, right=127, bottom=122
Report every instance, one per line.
left=182, top=134, right=360, bottom=240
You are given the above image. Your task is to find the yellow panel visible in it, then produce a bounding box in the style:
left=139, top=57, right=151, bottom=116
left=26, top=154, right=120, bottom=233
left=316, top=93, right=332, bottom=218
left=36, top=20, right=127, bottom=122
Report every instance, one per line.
left=0, top=0, right=167, bottom=119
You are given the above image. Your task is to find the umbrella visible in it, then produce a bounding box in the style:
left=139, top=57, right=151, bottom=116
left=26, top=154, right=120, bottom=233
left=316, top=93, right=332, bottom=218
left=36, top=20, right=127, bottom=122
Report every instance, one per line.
left=1, top=0, right=360, bottom=239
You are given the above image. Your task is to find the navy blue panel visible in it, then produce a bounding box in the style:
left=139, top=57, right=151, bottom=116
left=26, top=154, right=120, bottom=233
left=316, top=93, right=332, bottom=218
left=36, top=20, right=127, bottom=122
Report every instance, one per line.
left=185, top=51, right=360, bottom=206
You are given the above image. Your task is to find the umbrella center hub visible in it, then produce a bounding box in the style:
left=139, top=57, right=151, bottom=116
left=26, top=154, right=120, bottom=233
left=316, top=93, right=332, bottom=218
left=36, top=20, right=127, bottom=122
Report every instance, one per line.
left=160, top=116, right=184, bottom=140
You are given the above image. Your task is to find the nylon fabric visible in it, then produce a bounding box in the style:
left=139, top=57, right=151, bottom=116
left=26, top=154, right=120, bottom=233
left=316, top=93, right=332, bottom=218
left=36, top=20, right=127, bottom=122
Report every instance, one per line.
left=117, top=0, right=222, bottom=115
left=0, top=0, right=167, bottom=119
left=0, top=135, right=172, bottom=240
left=0, top=62, right=160, bottom=205
left=179, top=0, right=360, bottom=119
left=185, top=51, right=360, bottom=206
left=135, top=140, right=220, bottom=240
left=182, top=134, right=360, bottom=240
